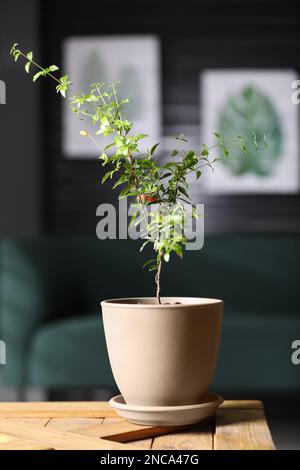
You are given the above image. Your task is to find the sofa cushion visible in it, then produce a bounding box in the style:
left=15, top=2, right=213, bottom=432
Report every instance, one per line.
left=214, top=314, right=300, bottom=391
left=28, top=314, right=115, bottom=388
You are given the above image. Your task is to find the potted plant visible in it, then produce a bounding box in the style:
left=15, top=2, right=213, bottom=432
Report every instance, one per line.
left=10, top=45, right=265, bottom=424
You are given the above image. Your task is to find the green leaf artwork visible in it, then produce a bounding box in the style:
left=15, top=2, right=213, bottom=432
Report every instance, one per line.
left=217, top=86, right=281, bottom=177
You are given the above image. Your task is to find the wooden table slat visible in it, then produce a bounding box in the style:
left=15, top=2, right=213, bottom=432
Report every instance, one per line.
left=220, top=400, right=263, bottom=410
left=0, top=419, right=138, bottom=450
left=152, top=423, right=213, bottom=450
left=0, top=401, right=115, bottom=418
left=0, top=438, right=52, bottom=450
left=215, top=409, right=275, bottom=450
left=46, top=417, right=103, bottom=432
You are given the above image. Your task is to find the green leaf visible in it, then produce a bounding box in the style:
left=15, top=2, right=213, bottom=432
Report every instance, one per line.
left=25, top=61, right=31, bottom=73
left=13, top=51, right=21, bottom=61
left=56, top=75, right=71, bottom=97
left=223, top=147, right=229, bottom=158
left=163, top=162, right=176, bottom=170
left=140, top=239, right=151, bottom=251
left=212, top=132, right=221, bottom=139
left=10, top=43, right=18, bottom=55
left=237, top=136, right=248, bottom=154
left=129, top=210, right=139, bottom=226
left=112, top=174, right=127, bottom=189
left=250, top=130, right=258, bottom=150
left=148, top=264, right=158, bottom=272
left=184, top=151, right=197, bottom=168
left=101, top=171, right=113, bottom=184
left=119, top=185, right=133, bottom=198
left=33, top=70, right=45, bottom=82
left=47, top=65, right=59, bottom=73
left=240, top=143, right=248, bottom=153
left=135, top=134, right=148, bottom=141
left=114, top=135, right=124, bottom=147
left=143, top=259, right=156, bottom=269
left=99, top=153, right=109, bottom=165
left=25, top=52, right=33, bottom=72
left=173, top=244, right=183, bottom=257
left=179, top=186, right=189, bottom=198
left=172, top=149, right=178, bottom=156
left=196, top=170, right=202, bottom=179
left=185, top=150, right=196, bottom=159
left=201, top=146, right=209, bottom=157
left=105, top=142, right=116, bottom=151
left=60, top=74, right=70, bottom=84
left=120, top=98, right=130, bottom=105
left=150, top=143, right=160, bottom=155
left=159, top=172, right=172, bottom=180
left=176, top=133, right=188, bottom=143
left=103, top=127, right=114, bottom=137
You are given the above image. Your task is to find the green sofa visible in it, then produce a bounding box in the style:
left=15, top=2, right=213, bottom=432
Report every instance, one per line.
left=0, top=235, right=299, bottom=392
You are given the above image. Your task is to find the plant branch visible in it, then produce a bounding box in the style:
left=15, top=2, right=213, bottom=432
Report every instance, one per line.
left=17, top=51, right=61, bottom=84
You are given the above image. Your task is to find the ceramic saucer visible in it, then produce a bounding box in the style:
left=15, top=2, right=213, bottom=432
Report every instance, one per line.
left=109, top=393, right=224, bottom=426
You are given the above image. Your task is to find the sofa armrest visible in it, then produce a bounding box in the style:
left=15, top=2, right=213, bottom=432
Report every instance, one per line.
left=0, top=239, right=82, bottom=386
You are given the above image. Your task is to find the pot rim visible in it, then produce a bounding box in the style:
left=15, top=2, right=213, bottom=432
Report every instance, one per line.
left=101, top=297, right=223, bottom=309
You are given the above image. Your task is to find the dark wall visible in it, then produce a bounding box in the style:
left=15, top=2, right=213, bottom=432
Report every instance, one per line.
left=39, top=0, right=300, bottom=234
left=0, top=0, right=41, bottom=236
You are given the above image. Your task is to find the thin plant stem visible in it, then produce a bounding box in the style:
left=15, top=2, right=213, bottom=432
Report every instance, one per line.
left=86, top=132, right=102, bottom=151
left=155, top=256, right=163, bottom=305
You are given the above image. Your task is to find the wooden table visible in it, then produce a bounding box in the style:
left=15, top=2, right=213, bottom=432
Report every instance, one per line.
left=0, top=400, right=275, bottom=450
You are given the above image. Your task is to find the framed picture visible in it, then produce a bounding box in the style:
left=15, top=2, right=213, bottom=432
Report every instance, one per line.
left=63, top=35, right=161, bottom=158
left=200, top=70, right=299, bottom=194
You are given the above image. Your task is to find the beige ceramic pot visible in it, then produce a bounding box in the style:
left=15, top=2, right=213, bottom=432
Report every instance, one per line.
left=101, top=297, right=223, bottom=407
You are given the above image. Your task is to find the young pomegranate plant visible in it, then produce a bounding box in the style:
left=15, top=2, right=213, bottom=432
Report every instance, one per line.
left=10, top=44, right=266, bottom=304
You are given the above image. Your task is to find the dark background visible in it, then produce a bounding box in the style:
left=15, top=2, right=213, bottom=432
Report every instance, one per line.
left=42, top=0, right=300, bottom=235
left=2, top=0, right=300, bottom=237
